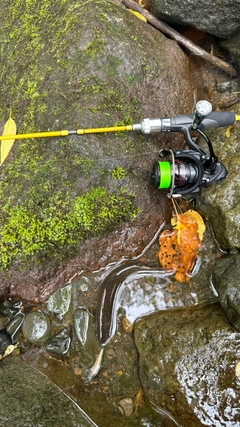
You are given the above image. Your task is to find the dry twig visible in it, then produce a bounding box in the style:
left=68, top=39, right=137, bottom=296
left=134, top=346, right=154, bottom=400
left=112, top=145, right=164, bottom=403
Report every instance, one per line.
left=121, top=0, right=237, bottom=77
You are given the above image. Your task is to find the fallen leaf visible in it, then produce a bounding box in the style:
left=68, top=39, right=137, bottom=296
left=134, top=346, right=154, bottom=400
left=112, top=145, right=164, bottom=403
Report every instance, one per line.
left=1, top=115, right=17, bottom=165
left=158, top=209, right=205, bottom=283
left=129, top=10, right=147, bottom=22
left=0, top=344, right=18, bottom=361
left=135, top=388, right=145, bottom=414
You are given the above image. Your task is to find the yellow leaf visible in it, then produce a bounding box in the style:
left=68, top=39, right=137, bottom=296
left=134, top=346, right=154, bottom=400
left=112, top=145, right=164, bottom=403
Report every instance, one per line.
left=1, top=116, right=17, bottom=165
left=0, top=344, right=18, bottom=360
left=184, top=209, right=206, bottom=241
left=129, top=10, right=147, bottom=22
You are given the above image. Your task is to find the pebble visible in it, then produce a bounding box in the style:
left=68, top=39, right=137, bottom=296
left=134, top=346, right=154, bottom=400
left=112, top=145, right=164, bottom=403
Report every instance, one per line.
left=76, top=276, right=90, bottom=292
left=47, top=284, right=72, bottom=316
left=22, top=311, right=50, bottom=343
left=118, top=398, right=134, bottom=417
left=46, top=329, right=71, bottom=355
left=73, top=306, right=90, bottom=346
left=6, top=312, right=25, bottom=343
left=0, top=300, right=22, bottom=319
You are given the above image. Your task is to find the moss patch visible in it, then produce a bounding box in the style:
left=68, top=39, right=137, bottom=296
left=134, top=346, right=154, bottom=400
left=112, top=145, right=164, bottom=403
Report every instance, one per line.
left=0, top=186, right=137, bottom=268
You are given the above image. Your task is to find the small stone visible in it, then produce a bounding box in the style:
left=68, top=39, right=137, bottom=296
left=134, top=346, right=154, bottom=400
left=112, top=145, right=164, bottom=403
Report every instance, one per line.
left=22, top=311, right=50, bottom=343
left=77, top=276, right=90, bottom=292
left=118, top=398, right=134, bottom=417
left=46, top=330, right=71, bottom=355
left=73, top=306, right=90, bottom=346
left=74, top=367, right=82, bottom=376
left=47, top=284, right=72, bottom=316
left=0, top=300, right=22, bottom=319
left=6, top=312, right=25, bottom=342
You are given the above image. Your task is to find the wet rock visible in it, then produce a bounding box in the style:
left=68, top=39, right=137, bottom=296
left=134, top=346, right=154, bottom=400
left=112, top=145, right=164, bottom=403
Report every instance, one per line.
left=212, top=253, right=240, bottom=331
left=134, top=303, right=240, bottom=426
left=150, top=0, right=240, bottom=38
left=47, top=284, right=72, bottom=316
left=5, top=311, right=25, bottom=344
left=76, top=276, right=90, bottom=293
left=0, top=314, right=9, bottom=331
left=0, top=0, right=194, bottom=303
left=0, top=331, right=12, bottom=355
left=73, top=306, right=90, bottom=346
left=220, top=31, right=240, bottom=71
left=22, top=311, right=50, bottom=343
left=0, top=299, right=22, bottom=319
left=46, top=329, right=71, bottom=355
left=197, top=104, right=240, bottom=250
left=0, top=357, right=96, bottom=427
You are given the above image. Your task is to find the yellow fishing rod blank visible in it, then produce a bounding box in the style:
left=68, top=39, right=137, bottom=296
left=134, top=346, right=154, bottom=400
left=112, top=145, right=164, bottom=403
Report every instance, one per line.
left=0, top=125, right=134, bottom=141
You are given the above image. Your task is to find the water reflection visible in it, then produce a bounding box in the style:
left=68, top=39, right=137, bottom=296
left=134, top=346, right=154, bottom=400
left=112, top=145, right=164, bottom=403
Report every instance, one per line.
left=119, top=266, right=218, bottom=325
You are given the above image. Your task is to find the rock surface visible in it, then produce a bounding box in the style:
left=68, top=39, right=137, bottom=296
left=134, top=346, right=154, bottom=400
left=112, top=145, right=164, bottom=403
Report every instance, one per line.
left=213, top=253, right=240, bottom=331
left=134, top=303, right=240, bottom=427
left=0, top=0, right=194, bottom=303
left=150, top=0, right=240, bottom=38
left=0, top=357, right=97, bottom=426
left=197, top=104, right=240, bottom=250
left=220, top=31, right=240, bottom=71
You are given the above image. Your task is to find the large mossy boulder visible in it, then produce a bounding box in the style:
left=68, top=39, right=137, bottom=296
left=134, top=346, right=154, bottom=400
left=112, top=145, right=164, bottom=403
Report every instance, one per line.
left=0, top=0, right=193, bottom=301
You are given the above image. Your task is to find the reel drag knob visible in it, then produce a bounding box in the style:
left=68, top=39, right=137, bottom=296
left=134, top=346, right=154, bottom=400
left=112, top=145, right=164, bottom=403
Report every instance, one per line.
left=192, top=100, right=212, bottom=130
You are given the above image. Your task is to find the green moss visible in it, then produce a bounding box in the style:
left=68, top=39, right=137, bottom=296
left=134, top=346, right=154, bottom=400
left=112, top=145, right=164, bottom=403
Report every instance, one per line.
left=84, top=37, right=106, bottom=58
left=111, top=166, right=126, bottom=179
left=0, top=0, right=144, bottom=271
left=0, top=187, right=138, bottom=269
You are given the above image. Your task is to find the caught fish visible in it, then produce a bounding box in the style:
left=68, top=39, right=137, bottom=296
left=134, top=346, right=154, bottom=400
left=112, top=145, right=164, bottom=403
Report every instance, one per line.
left=84, top=348, right=104, bottom=382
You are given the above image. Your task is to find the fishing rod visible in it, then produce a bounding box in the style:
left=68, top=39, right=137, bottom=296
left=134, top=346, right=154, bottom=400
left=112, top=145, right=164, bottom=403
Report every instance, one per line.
left=0, top=100, right=239, bottom=198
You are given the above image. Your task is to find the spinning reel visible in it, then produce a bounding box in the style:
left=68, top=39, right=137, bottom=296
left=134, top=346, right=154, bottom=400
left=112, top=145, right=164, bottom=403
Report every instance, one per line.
left=142, top=100, right=234, bottom=198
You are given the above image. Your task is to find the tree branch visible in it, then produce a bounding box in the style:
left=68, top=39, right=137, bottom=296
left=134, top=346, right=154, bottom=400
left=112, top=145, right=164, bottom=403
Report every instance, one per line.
left=121, top=0, right=237, bottom=77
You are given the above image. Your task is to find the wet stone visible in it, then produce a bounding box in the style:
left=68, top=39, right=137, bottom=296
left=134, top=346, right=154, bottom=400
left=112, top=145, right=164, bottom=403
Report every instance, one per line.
left=22, top=311, right=50, bottom=343
left=73, top=306, right=90, bottom=346
left=0, top=314, right=9, bottom=331
left=118, top=398, right=134, bottom=417
left=47, top=283, right=72, bottom=316
left=0, top=299, right=22, bottom=319
left=76, top=276, right=90, bottom=292
left=134, top=303, right=240, bottom=427
left=6, top=312, right=25, bottom=344
left=212, top=253, right=240, bottom=331
left=0, top=331, right=12, bottom=355
left=46, top=329, right=71, bottom=355
left=0, top=357, right=96, bottom=427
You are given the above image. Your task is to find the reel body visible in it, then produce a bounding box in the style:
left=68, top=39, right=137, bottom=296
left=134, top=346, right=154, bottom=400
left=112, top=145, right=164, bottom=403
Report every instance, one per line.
left=151, top=149, right=228, bottom=199
left=149, top=100, right=231, bottom=199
